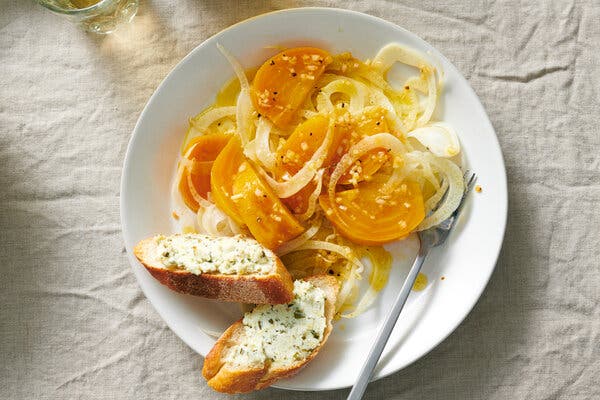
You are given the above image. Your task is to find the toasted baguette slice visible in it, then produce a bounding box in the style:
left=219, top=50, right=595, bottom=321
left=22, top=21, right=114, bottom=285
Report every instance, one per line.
left=134, top=234, right=294, bottom=304
left=202, top=275, right=339, bottom=393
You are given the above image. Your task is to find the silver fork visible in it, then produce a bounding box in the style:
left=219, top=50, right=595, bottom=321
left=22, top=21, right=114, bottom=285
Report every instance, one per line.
left=347, top=171, right=477, bottom=400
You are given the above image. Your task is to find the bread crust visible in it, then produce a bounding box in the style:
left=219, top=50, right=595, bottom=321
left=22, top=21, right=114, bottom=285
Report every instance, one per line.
left=202, top=275, right=339, bottom=393
left=202, top=322, right=268, bottom=393
left=134, top=236, right=294, bottom=304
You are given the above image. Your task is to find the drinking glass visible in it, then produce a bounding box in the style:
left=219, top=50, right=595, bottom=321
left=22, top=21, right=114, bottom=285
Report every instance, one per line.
left=37, top=0, right=139, bottom=34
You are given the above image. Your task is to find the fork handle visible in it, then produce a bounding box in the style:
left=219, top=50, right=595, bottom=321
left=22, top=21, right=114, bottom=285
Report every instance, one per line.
left=347, top=241, right=430, bottom=400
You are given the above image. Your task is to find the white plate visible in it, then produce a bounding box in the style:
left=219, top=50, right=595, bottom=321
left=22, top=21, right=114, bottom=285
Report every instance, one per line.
left=120, top=7, right=507, bottom=391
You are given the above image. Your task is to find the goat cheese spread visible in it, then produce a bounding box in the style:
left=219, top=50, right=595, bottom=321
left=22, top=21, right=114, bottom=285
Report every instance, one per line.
left=155, top=234, right=272, bottom=275
left=224, top=280, right=327, bottom=368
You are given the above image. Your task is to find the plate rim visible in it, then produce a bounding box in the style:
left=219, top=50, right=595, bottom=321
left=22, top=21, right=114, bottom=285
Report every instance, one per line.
left=120, top=6, right=508, bottom=391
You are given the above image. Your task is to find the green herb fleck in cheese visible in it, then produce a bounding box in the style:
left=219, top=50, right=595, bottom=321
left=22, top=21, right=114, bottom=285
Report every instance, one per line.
left=155, top=234, right=272, bottom=275
left=223, top=280, right=326, bottom=369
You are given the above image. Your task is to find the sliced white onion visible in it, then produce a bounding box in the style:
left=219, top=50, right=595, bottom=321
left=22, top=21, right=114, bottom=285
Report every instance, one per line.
left=403, top=151, right=440, bottom=189
left=217, top=43, right=256, bottom=145
left=404, top=75, right=428, bottom=93
left=216, top=43, right=249, bottom=91
left=371, top=43, right=432, bottom=72
left=316, top=78, right=368, bottom=114
left=402, top=91, right=420, bottom=131
left=350, top=62, right=419, bottom=134
left=417, top=154, right=464, bottom=230
left=196, top=200, right=242, bottom=236
left=218, top=119, right=236, bottom=134
left=259, top=119, right=334, bottom=198
left=275, top=222, right=321, bottom=256
left=425, top=178, right=449, bottom=213
left=244, top=117, right=276, bottom=170
left=184, top=106, right=236, bottom=151
left=171, top=143, right=199, bottom=209
left=368, top=90, right=409, bottom=134
left=379, top=150, right=442, bottom=202
left=236, top=88, right=255, bottom=145
left=190, top=106, right=236, bottom=130
left=369, top=44, right=439, bottom=129
left=341, top=248, right=392, bottom=318
left=295, top=169, right=325, bottom=222
left=303, top=73, right=342, bottom=112
left=407, top=122, right=460, bottom=158
left=300, top=109, right=319, bottom=119
left=172, top=157, right=205, bottom=232
left=328, top=133, right=407, bottom=204
left=416, top=66, right=437, bottom=127
left=341, top=287, right=377, bottom=319
left=336, top=262, right=359, bottom=311
left=351, top=67, right=394, bottom=93
left=280, top=240, right=365, bottom=273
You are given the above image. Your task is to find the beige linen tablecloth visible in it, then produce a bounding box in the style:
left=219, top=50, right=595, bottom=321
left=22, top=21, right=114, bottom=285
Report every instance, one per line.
left=1, top=1, right=599, bottom=399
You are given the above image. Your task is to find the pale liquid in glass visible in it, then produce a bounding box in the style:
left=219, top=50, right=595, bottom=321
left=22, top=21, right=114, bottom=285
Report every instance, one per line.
left=71, top=0, right=102, bottom=7
left=39, top=0, right=138, bottom=33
